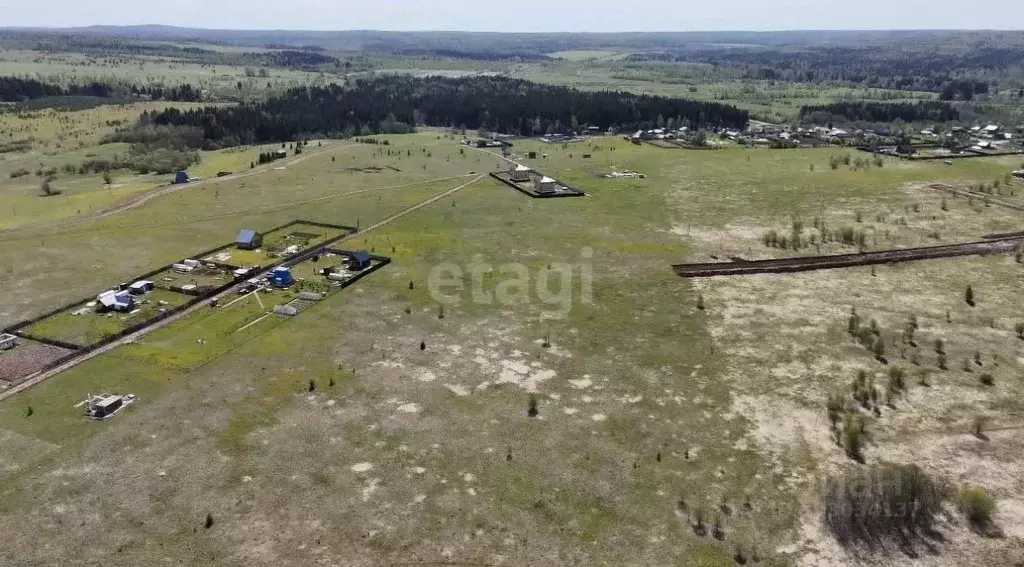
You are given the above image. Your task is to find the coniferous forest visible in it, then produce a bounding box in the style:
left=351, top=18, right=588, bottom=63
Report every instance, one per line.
left=798, top=101, right=959, bottom=125
left=0, top=76, right=203, bottom=103
left=0, top=77, right=114, bottom=101
left=137, top=76, right=749, bottom=148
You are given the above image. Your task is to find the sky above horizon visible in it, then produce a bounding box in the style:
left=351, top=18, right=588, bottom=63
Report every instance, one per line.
left=1, top=0, right=1022, bottom=32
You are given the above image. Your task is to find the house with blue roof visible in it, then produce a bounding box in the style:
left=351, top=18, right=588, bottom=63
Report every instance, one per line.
left=97, top=290, right=135, bottom=313
left=235, top=229, right=263, bottom=250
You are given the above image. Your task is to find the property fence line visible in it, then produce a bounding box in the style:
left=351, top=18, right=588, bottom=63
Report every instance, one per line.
left=489, top=172, right=587, bottom=199
left=0, top=220, right=360, bottom=395
left=855, top=146, right=1023, bottom=161
left=673, top=236, right=1024, bottom=278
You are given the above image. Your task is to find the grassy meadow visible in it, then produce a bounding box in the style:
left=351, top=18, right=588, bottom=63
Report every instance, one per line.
left=0, top=124, right=1022, bottom=566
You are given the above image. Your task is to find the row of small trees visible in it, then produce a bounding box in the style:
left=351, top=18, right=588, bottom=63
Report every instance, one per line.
left=762, top=218, right=869, bottom=251
left=829, top=153, right=883, bottom=170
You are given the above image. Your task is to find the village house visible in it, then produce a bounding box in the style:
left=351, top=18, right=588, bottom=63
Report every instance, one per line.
left=509, top=164, right=531, bottom=182
left=534, top=176, right=558, bottom=194
left=97, top=290, right=135, bottom=312
left=235, top=229, right=263, bottom=250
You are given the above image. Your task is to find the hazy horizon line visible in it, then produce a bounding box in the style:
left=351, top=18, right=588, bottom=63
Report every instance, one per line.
left=1, top=24, right=1015, bottom=34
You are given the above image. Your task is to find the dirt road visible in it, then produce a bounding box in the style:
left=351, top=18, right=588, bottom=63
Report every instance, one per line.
left=0, top=143, right=349, bottom=237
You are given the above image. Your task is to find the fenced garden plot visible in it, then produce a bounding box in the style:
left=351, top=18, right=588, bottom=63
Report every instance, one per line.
left=0, top=338, right=76, bottom=389
left=19, top=289, right=193, bottom=348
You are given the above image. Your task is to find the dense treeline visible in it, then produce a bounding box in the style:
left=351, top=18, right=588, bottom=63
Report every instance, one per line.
left=939, top=80, right=990, bottom=101
left=17, top=27, right=991, bottom=53
left=0, top=77, right=113, bottom=101
left=624, top=42, right=1021, bottom=93
left=254, top=50, right=337, bottom=69
left=99, top=124, right=202, bottom=173
left=134, top=76, right=748, bottom=149
left=129, top=83, right=203, bottom=102
left=0, top=76, right=205, bottom=103
left=798, top=101, right=959, bottom=124
left=0, top=76, right=203, bottom=103
left=396, top=48, right=548, bottom=62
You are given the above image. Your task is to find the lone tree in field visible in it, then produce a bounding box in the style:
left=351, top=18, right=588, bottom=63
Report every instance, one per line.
left=965, top=285, right=975, bottom=307
left=826, top=392, right=845, bottom=430
left=958, top=486, right=997, bottom=532
left=39, top=180, right=58, bottom=197
left=102, top=171, right=112, bottom=186
left=873, top=337, right=887, bottom=363
left=842, top=414, right=866, bottom=462
left=1015, top=322, right=1024, bottom=340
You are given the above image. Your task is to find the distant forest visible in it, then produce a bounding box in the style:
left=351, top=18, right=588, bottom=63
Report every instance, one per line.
left=23, top=26, right=990, bottom=53
left=0, top=77, right=113, bottom=101
left=798, top=101, right=960, bottom=125
left=0, top=33, right=340, bottom=71
left=0, top=77, right=203, bottom=103
left=625, top=42, right=1024, bottom=94
left=133, top=76, right=748, bottom=148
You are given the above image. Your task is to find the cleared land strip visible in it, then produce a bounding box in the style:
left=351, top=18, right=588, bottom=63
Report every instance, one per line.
left=0, top=143, right=348, bottom=237
left=0, top=175, right=485, bottom=402
left=355, top=174, right=486, bottom=234
left=673, top=236, right=1024, bottom=278
left=0, top=174, right=475, bottom=244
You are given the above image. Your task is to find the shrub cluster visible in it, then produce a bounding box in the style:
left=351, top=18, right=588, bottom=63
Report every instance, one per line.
left=824, top=463, right=948, bottom=546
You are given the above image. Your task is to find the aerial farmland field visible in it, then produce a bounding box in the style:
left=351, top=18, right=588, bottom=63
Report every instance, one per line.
left=0, top=122, right=1021, bottom=566
left=1, top=26, right=1024, bottom=567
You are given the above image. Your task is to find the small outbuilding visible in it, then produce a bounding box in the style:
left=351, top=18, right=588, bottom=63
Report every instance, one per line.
left=273, top=305, right=298, bottom=316
left=510, top=164, right=531, bottom=182
left=128, top=280, right=154, bottom=295
left=534, top=176, right=558, bottom=194
left=235, top=229, right=263, bottom=250
left=84, top=393, right=136, bottom=420
left=0, top=333, right=18, bottom=351
left=348, top=250, right=372, bottom=271
left=269, top=267, right=295, bottom=288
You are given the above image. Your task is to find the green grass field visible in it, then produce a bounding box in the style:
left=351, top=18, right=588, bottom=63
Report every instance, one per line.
left=22, top=288, right=191, bottom=347
left=0, top=123, right=1022, bottom=566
